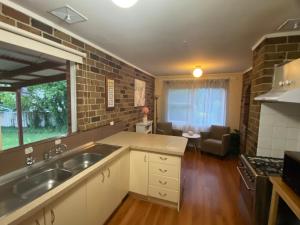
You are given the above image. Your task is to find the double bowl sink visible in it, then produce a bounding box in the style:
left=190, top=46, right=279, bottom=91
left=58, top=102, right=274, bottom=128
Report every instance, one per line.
left=0, top=144, right=121, bottom=217
left=13, top=153, right=102, bottom=200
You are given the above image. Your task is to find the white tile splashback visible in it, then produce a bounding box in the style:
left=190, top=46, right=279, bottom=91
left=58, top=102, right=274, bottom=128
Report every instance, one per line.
left=257, top=103, right=300, bottom=158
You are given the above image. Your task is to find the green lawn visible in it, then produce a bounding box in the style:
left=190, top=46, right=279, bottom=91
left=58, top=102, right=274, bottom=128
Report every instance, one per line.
left=1, top=127, right=67, bottom=150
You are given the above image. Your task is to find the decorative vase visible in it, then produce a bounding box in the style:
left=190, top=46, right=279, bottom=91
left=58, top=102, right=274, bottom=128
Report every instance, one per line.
left=143, top=115, right=148, bottom=124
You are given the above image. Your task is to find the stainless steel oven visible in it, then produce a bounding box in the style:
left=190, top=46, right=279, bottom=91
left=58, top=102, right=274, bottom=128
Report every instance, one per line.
left=238, top=155, right=283, bottom=225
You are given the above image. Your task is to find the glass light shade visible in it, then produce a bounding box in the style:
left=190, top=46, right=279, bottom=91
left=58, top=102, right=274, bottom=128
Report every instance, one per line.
left=112, top=0, right=138, bottom=8
left=193, top=67, right=203, bottom=78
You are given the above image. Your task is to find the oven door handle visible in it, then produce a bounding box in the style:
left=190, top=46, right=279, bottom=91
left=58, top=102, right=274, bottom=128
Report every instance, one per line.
left=237, top=166, right=256, bottom=191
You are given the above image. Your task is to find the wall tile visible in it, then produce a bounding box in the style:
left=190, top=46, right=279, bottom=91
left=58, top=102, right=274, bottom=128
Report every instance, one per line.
left=257, top=102, right=300, bottom=157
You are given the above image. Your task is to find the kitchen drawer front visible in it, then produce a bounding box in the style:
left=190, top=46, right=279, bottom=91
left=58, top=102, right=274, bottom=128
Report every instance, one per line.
left=149, top=185, right=179, bottom=203
left=149, top=162, right=179, bottom=178
left=149, top=174, right=179, bottom=190
left=149, top=153, right=180, bottom=166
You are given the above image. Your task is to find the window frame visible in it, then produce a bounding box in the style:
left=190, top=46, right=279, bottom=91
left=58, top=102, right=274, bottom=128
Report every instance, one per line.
left=0, top=61, right=77, bottom=150
left=166, top=86, right=228, bottom=129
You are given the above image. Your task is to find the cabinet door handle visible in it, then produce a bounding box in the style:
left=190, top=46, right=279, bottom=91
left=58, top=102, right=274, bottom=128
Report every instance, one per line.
left=159, top=192, right=167, bottom=197
left=35, top=219, right=40, bottom=225
left=107, top=168, right=111, bottom=178
left=144, top=154, right=147, bottom=162
left=50, top=209, right=55, bottom=224
left=159, top=157, right=168, bottom=161
left=100, top=171, right=105, bottom=183
left=159, top=168, right=168, bottom=173
left=159, top=180, right=167, bottom=185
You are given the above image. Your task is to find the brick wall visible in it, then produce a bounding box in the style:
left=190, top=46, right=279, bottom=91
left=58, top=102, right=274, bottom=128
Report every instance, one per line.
left=245, top=35, right=300, bottom=155
left=239, top=69, right=251, bottom=153
left=0, top=4, right=155, bottom=132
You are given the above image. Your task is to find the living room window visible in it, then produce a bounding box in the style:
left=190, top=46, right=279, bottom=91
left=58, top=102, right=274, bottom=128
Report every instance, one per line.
left=165, top=79, right=228, bottom=131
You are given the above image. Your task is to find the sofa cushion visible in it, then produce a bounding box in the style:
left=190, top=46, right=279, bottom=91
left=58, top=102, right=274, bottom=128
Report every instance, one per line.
left=202, top=139, right=223, bottom=155
left=210, top=125, right=230, bottom=140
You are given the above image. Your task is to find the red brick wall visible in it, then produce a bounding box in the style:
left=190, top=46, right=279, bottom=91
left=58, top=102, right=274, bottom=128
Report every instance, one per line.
left=0, top=4, right=155, bottom=132
left=245, top=36, right=300, bottom=155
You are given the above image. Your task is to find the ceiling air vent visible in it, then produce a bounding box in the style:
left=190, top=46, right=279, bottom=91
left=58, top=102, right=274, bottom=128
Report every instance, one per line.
left=276, top=19, right=300, bottom=32
left=49, top=5, right=88, bottom=24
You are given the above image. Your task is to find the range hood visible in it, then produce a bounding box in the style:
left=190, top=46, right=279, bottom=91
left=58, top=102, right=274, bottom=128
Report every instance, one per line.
left=255, top=58, right=300, bottom=103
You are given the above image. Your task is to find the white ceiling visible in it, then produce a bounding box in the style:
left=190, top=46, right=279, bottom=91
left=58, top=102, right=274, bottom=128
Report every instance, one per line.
left=10, top=0, right=300, bottom=76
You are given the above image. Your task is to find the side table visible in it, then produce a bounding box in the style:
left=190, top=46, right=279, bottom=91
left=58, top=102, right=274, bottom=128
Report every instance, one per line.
left=182, top=133, right=201, bottom=152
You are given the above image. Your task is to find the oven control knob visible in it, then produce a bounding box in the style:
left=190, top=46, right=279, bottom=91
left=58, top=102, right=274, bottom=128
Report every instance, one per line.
left=285, top=80, right=293, bottom=86
left=279, top=81, right=284, bottom=87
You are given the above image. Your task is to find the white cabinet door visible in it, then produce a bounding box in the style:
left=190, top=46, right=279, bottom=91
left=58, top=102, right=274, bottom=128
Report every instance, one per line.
left=18, top=210, right=44, bottom=225
left=130, top=150, right=148, bottom=195
left=104, top=160, right=121, bottom=216
left=86, top=159, right=121, bottom=225
left=44, top=184, right=87, bottom=225
left=86, top=169, right=107, bottom=225
left=119, top=150, right=130, bottom=199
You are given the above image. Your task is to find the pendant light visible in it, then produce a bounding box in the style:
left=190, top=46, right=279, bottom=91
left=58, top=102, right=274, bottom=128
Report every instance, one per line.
left=112, top=0, right=138, bottom=8
left=193, top=66, right=203, bottom=78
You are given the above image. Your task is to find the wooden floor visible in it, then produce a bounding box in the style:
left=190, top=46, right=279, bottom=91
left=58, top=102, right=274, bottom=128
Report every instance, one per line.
left=107, top=150, right=252, bottom=225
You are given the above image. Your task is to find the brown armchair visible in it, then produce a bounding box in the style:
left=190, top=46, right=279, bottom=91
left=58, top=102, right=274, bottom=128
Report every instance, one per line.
left=200, top=125, right=231, bottom=156
left=156, top=122, right=182, bottom=136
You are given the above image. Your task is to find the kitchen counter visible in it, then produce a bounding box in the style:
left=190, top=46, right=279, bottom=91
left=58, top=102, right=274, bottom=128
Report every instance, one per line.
left=0, top=131, right=187, bottom=225
left=98, top=131, right=187, bottom=156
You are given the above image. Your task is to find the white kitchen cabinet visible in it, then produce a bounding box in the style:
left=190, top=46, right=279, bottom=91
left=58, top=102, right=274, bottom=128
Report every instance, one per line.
left=86, top=169, right=107, bottom=225
left=104, top=159, right=121, bottom=218
left=44, top=183, right=87, bottom=225
left=19, top=210, right=44, bottom=225
left=148, top=152, right=181, bottom=208
left=86, top=158, right=122, bottom=225
left=130, top=150, right=148, bottom=195
left=119, top=150, right=130, bottom=199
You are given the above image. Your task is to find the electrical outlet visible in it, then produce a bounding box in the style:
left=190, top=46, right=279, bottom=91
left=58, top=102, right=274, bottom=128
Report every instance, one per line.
left=110, top=121, right=114, bottom=126
left=55, top=139, right=61, bottom=145
left=25, top=147, right=33, bottom=155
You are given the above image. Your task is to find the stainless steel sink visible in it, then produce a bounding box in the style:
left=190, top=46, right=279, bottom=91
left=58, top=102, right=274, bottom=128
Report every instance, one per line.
left=0, top=143, right=121, bottom=218
left=13, top=168, right=72, bottom=200
left=63, top=153, right=103, bottom=172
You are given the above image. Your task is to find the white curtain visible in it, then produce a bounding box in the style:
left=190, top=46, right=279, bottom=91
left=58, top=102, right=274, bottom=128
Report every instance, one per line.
left=164, top=79, right=228, bottom=132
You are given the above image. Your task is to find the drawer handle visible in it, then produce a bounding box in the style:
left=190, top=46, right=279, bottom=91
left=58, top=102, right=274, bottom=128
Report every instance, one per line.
left=51, top=209, right=55, bottom=224
left=159, top=157, right=168, bottom=161
left=107, top=168, right=111, bottom=178
left=100, top=171, right=105, bottom=183
left=35, top=219, right=40, bottom=225
left=159, top=192, right=167, bottom=197
left=159, top=168, right=168, bottom=173
left=159, top=180, right=167, bottom=185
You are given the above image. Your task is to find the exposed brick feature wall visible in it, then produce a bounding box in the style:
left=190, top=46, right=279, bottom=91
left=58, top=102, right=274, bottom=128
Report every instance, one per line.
left=239, top=69, right=251, bottom=153
left=245, top=35, right=300, bottom=155
left=0, top=3, right=155, bottom=132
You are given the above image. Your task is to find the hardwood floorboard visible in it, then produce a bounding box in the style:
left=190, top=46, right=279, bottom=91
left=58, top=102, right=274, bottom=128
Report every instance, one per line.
left=106, top=150, right=252, bottom=225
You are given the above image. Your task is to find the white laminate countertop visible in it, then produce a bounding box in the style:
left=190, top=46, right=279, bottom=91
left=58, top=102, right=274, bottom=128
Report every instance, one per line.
left=98, top=131, right=187, bottom=156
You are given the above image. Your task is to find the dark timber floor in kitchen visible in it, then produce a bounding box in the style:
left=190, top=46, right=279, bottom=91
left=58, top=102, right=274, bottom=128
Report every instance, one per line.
left=106, top=150, right=252, bottom=225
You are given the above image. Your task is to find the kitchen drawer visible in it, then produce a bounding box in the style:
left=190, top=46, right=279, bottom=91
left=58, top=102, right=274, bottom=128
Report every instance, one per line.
left=149, top=153, right=180, bottom=166
left=149, top=174, right=179, bottom=190
left=149, top=162, right=179, bottom=178
left=149, top=185, right=179, bottom=203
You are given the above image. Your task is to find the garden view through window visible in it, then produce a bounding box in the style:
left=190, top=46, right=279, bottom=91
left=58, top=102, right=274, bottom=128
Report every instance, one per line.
left=0, top=46, right=68, bottom=150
